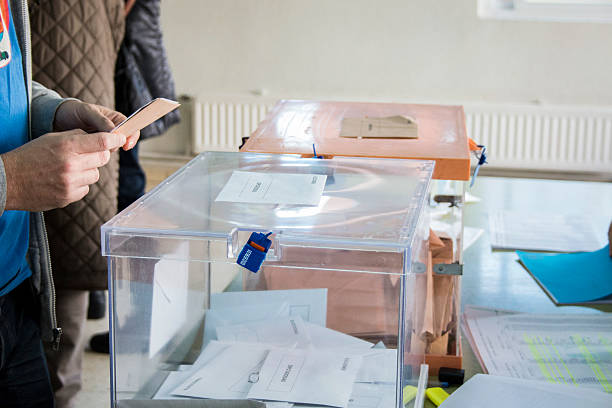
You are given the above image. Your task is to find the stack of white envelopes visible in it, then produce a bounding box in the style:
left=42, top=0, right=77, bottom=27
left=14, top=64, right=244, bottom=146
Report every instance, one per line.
left=153, top=289, right=399, bottom=408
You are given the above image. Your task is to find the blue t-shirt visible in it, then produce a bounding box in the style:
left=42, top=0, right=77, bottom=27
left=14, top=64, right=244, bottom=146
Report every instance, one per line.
left=0, top=1, right=32, bottom=296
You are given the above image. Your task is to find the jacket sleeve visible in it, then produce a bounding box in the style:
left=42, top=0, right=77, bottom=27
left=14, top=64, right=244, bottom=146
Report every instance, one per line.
left=0, top=156, right=6, bottom=216
left=30, top=80, right=71, bottom=138
left=0, top=82, right=71, bottom=216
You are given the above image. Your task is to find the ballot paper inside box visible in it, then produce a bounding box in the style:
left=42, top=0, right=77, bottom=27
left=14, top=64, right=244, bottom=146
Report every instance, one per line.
left=102, top=151, right=433, bottom=407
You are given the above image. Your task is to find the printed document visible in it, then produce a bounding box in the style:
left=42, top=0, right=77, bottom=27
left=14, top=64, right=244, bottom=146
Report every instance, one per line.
left=466, top=312, right=612, bottom=393
left=215, top=171, right=327, bottom=206
left=172, top=342, right=270, bottom=399
left=488, top=210, right=602, bottom=252
left=247, top=348, right=363, bottom=407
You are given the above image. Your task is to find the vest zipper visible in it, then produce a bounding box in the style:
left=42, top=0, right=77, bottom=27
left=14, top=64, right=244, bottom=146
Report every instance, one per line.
left=41, top=213, right=62, bottom=350
left=19, top=0, right=62, bottom=349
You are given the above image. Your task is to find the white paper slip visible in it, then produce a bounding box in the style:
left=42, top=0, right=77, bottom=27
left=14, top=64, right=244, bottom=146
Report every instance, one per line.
left=154, top=341, right=231, bottom=399
left=247, top=349, right=363, bottom=408
left=149, top=244, right=190, bottom=358
left=172, top=342, right=270, bottom=399
left=488, top=210, right=603, bottom=252
left=346, top=383, right=395, bottom=408
left=304, top=322, right=373, bottom=351
left=438, top=374, right=612, bottom=408
left=215, top=171, right=327, bottom=206
left=203, top=302, right=291, bottom=346
left=211, top=289, right=328, bottom=327
left=216, top=316, right=311, bottom=348
left=294, top=383, right=395, bottom=408
left=355, top=349, right=398, bottom=384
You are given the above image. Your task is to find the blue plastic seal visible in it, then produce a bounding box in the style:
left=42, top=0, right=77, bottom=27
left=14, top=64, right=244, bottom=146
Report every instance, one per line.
left=470, top=145, right=487, bottom=188
left=237, top=232, right=273, bottom=273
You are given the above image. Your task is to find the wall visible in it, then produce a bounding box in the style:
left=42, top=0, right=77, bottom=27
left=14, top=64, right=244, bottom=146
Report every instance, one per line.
left=159, top=0, right=612, bottom=106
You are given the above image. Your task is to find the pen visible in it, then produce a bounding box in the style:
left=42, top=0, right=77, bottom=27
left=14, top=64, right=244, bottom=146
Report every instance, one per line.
left=406, top=380, right=449, bottom=388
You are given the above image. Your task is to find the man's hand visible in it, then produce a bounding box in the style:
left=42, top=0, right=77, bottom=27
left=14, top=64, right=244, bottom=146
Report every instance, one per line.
left=54, top=100, right=140, bottom=151
left=1, top=130, right=127, bottom=212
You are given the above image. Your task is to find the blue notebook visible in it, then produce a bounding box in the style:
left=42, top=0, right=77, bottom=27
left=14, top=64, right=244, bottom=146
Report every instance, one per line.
left=517, top=245, right=612, bottom=305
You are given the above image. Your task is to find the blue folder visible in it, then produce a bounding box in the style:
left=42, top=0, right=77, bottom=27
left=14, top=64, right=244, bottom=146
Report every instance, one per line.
left=517, top=245, right=612, bottom=305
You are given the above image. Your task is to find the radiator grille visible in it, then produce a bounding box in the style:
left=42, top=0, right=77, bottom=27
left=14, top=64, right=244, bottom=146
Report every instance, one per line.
left=191, top=101, right=272, bottom=152
left=465, top=104, right=612, bottom=173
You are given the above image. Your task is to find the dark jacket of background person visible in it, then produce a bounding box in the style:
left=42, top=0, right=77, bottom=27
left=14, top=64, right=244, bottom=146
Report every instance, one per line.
left=115, top=0, right=179, bottom=139
left=29, top=0, right=125, bottom=290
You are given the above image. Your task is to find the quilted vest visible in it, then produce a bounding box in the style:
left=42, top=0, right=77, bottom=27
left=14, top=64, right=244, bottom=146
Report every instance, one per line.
left=28, top=0, right=125, bottom=290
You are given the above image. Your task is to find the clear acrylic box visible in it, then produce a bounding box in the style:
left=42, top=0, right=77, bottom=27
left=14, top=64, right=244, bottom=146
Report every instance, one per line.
left=103, top=152, right=434, bottom=407
left=243, top=100, right=472, bottom=372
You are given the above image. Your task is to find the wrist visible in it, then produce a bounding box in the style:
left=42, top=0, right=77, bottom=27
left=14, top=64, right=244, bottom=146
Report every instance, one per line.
left=0, top=151, right=21, bottom=212
left=53, top=99, right=81, bottom=132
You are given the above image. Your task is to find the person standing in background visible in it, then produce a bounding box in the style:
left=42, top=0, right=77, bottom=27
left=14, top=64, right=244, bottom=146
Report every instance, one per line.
left=89, top=0, right=180, bottom=354
left=28, top=1, right=125, bottom=406
left=115, top=0, right=180, bottom=210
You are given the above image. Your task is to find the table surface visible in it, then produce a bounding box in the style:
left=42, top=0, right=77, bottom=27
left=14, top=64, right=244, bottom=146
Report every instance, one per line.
left=459, top=176, right=612, bottom=382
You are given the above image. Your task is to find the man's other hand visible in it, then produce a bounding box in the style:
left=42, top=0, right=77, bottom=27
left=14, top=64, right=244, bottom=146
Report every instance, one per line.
left=53, top=100, right=140, bottom=151
left=1, top=130, right=127, bottom=212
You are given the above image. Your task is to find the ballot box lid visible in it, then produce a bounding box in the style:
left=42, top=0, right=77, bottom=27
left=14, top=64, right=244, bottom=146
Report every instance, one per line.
left=102, top=152, right=433, bottom=271
left=242, top=100, right=470, bottom=181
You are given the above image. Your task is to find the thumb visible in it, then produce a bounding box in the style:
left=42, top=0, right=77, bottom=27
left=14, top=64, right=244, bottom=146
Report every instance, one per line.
left=80, top=103, right=116, bottom=132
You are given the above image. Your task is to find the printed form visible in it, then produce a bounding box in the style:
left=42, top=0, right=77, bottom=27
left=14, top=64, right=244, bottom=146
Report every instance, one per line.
left=467, top=313, right=612, bottom=393
left=248, top=349, right=363, bottom=408
left=172, top=342, right=270, bottom=399
left=215, top=171, right=327, bottom=206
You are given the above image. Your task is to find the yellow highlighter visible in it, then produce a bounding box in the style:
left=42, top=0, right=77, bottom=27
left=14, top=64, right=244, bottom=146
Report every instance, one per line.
left=403, top=385, right=418, bottom=405
left=425, top=387, right=449, bottom=406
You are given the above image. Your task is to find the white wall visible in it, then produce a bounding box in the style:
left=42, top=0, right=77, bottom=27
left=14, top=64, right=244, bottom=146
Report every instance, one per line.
left=159, top=0, right=612, bottom=106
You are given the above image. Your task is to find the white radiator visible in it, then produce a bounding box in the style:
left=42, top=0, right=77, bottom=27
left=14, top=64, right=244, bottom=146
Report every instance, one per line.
left=465, top=103, right=612, bottom=173
left=191, top=101, right=272, bottom=152
left=190, top=100, right=612, bottom=174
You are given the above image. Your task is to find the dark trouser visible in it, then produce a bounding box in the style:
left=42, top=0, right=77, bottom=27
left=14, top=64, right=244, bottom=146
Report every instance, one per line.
left=0, top=280, right=55, bottom=407
left=44, top=290, right=88, bottom=408
left=118, top=142, right=146, bottom=212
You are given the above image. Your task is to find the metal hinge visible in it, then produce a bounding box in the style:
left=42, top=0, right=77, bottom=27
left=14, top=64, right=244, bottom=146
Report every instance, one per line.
left=433, top=262, right=463, bottom=276
left=412, top=262, right=463, bottom=275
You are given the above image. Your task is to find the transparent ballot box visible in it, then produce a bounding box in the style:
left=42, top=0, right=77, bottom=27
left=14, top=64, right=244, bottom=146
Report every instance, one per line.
left=242, top=100, right=472, bottom=372
left=102, top=152, right=433, bottom=407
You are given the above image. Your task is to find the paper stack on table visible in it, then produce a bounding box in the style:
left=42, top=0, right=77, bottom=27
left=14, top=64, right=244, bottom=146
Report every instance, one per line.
left=463, top=306, right=612, bottom=394
left=488, top=210, right=603, bottom=252
left=153, top=289, right=402, bottom=408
